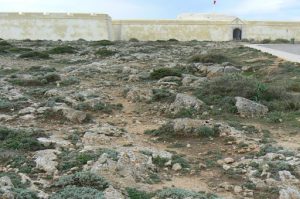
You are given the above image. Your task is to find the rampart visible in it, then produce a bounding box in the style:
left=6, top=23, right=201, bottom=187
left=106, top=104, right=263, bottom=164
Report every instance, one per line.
left=0, top=12, right=299, bottom=41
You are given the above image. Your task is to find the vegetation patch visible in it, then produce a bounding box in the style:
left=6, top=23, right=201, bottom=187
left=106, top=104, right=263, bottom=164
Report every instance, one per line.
left=91, top=40, right=114, bottom=46
left=54, top=172, right=109, bottom=190
left=48, top=46, right=77, bottom=54
left=58, top=149, right=119, bottom=171
left=189, top=53, right=230, bottom=64
left=0, top=126, right=50, bottom=151
left=151, top=89, right=176, bottom=103
left=156, top=188, right=215, bottom=199
left=150, top=68, right=182, bottom=80
left=50, top=186, right=104, bottom=199
left=19, top=51, right=50, bottom=59
left=95, top=48, right=117, bottom=57
left=126, top=188, right=154, bottom=199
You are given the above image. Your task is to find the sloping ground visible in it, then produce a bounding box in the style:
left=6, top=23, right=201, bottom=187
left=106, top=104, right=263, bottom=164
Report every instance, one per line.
left=0, top=39, right=300, bottom=199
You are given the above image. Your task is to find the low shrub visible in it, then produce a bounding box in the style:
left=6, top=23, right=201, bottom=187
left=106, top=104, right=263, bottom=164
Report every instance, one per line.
left=19, top=51, right=50, bottom=59
left=126, top=188, right=154, bottom=199
left=0, top=98, right=13, bottom=111
left=58, top=149, right=118, bottom=171
left=150, top=68, right=182, bottom=80
left=50, top=186, right=104, bottom=199
left=95, top=48, right=116, bottom=57
left=55, top=172, right=109, bottom=191
left=156, top=188, right=210, bottom=199
left=11, top=188, right=39, bottom=199
left=0, top=40, right=12, bottom=47
left=8, top=47, right=33, bottom=53
left=129, top=38, right=139, bottom=42
left=152, top=89, right=176, bottom=103
left=75, top=102, right=123, bottom=113
left=91, top=40, right=114, bottom=46
left=60, top=76, right=80, bottom=86
left=273, top=38, right=290, bottom=44
left=196, top=125, right=220, bottom=137
left=189, top=53, right=230, bottom=64
left=48, top=46, right=77, bottom=54
left=0, top=172, right=28, bottom=189
left=0, top=126, right=48, bottom=151
left=261, top=39, right=272, bottom=44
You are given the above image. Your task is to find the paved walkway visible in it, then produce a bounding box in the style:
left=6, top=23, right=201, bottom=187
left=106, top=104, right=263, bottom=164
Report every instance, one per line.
left=245, top=44, right=300, bottom=63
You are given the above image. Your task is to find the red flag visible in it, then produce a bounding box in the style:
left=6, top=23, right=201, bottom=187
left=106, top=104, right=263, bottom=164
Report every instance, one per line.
left=214, top=0, right=216, bottom=5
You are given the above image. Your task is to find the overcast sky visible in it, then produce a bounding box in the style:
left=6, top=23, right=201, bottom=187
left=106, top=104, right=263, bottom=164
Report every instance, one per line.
left=0, top=0, right=299, bottom=21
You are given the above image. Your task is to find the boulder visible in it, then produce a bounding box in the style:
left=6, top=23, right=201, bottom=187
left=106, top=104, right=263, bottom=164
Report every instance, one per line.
left=169, top=93, right=204, bottom=113
left=0, top=176, right=14, bottom=191
left=279, top=187, right=300, bottom=199
left=235, top=97, right=268, bottom=117
left=104, top=186, right=124, bottom=199
left=34, top=149, right=59, bottom=174
left=125, top=87, right=153, bottom=102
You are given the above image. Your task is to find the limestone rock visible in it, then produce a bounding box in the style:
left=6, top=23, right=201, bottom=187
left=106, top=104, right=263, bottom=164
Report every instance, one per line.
left=104, top=186, right=124, bottom=199
left=235, top=97, right=268, bottom=117
left=125, top=87, right=153, bottom=102
left=224, top=157, right=235, bottom=164
left=279, top=187, right=300, bottom=199
left=18, top=107, right=36, bottom=115
left=88, top=124, right=126, bottom=137
left=34, top=149, right=58, bottom=174
left=0, top=176, right=14, bottom=191
left=169, top=93, right=204, bottom=113
left=172, top=163, right=182, bottom=171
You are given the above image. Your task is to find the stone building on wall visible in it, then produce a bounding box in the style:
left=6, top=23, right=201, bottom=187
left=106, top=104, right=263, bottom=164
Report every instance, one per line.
left=0, top=12, right=299, bottom=41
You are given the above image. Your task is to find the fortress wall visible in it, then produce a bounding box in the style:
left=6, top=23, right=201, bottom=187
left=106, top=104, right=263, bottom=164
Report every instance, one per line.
left=0, top=13, right=113, bottom=41
left=244, top=21, right=300, bottom=41
left=112, top=20, right=234, bottom=41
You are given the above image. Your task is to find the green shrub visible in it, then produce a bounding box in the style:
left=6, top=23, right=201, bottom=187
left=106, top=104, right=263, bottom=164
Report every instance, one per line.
left=58, top=149, right=118, bottom=171
left=0, top=172, right=28, bottom=189
left=50, top=186, right=104, bottom=199
left=172, top=155, right=190, bottom=169
left=261, top=39, right=272, bottom=44
left=60, top=76, right=80, bottom=86
left=168, top=38, right=179, bottom=42
left=189, top=53, right=230, bottom=64
left=144, top=123, right=174, bottom=137
left=12, top=188, right=39, bottom=199
left=156, top=188, right=209, bottom=199
left=0, top=127, right=48, bottom=151
left=273, top=38, right=290, bottom=44
left=129, top=38, right=139, bottom=42
left=196, top=126, right=220, bottom=137
left=152, top=156, right=169, bottom=167
left=8, top=47, right=33, bottom=53
left=0, top=98, right=13, bottom=111
left=48, top=46, right=77, bottom=54
left=266, top=112, right=283, bottom=123
left=8, top=155, right=36, bottom=174
left=0, top=40, right=12, bottom=47
left=126, top=188, right=154, bottom=199
left=8, top=73, right=60, bottom=86
left=172, top=108, right=198, bottom=118
left=55, top=172, right=109, bottom=191
left=152, top=89, right=176, bottom=103
left=19, top=51, right=50, bottom=59
left=95, top=48, right=116, bottom=57
left=75, top=102, right=123, bottom=113
left=150, top=68, right=182, bottom=80
left=91, top=40, right=114, bottom=46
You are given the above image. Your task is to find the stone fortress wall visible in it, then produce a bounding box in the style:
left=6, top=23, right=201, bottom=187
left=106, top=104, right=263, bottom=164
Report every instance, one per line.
left=0, top=12, right=300, bottom=41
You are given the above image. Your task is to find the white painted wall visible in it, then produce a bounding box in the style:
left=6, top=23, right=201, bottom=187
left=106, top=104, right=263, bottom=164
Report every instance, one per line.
left=0, top=13, right=112, bottom=41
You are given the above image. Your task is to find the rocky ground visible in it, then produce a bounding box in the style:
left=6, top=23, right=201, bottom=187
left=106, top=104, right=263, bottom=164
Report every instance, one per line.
left=0, top=39, right=300, bottom=199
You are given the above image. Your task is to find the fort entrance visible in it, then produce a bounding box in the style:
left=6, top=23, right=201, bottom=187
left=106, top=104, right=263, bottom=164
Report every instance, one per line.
left=233, top=28, right=242, bottom=40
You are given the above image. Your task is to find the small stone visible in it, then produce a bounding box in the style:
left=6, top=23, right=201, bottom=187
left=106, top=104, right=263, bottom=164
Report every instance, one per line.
left=172, top=163, right=182, bottom=171
left=223, top=164, right=231, bottom=171
left=224, top=157, right=235, bottom=164
left=234, top=186, right=243, bottom=194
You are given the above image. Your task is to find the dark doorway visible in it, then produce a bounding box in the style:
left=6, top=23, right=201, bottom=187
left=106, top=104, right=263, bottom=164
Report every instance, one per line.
left=233, top=28, right=242, bottom=40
